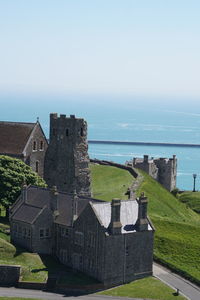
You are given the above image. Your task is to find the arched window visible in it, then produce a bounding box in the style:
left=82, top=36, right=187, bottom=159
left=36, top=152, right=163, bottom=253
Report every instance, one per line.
left=80, top=128, right=84, bottom=136
left=36, top=161, right=39, bottom=173
left=40, top=141, right=44, bottom=150
left=33, top=141, right=37, bottom=151
left=53, top=128, right=57, bottom=136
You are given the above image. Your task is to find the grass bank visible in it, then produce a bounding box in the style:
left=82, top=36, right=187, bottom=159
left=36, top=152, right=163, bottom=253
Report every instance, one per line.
left=178, top=191, right=200, bottom=213
left=99, top=277, right=186, bottom=300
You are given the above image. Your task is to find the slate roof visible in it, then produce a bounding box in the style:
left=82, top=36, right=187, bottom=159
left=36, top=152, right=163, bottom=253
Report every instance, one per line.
left=91, top=200, right=153, bottom=233
left=12, top=203, right=43, bottom=224
left=11, top=186, right=91, bottom=227
left=0, top=121, right=36, bottom=155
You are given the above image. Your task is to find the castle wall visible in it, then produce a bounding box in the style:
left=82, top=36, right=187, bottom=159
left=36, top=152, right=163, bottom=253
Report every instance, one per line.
left=132, top=155, right=177, bottom=191
left=44, top=114, right=91, bottom=197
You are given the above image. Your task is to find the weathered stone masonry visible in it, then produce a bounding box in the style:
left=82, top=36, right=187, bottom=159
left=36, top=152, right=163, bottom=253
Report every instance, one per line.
left=44, top=114, right=91, bottom=197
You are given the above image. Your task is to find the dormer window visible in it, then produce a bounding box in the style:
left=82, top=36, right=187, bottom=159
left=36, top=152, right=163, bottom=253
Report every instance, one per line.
left=33, top=141, right=37, bottom=151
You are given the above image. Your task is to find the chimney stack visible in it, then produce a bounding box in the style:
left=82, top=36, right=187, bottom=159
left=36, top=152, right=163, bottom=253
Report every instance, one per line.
left=50, top=186, right=58, bottom=212
left=135, top=192, right=149, bottom=231
left=108, top=199, right=122, bottom=235
left=22, top=183, right=27, bottom=203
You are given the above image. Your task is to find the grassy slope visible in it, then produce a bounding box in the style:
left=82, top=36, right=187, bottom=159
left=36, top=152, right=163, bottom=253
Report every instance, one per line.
left=90, top=164, right=134, bottom=201
left=136, top=170, right=200, bottom=282
left=99, top=277, right=185, bottom=300
left=178, top=191, right=200, bottom=213
left=90, top=164, right=200, bottom=284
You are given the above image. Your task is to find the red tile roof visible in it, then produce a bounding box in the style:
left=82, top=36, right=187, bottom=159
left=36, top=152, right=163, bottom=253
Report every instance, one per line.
left=0, top=121, right=36, bottom=155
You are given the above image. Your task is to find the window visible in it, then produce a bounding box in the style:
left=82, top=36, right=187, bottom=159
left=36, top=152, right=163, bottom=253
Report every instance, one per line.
left=80, top=127, right=83, bottom=136
left=60, top=249, right=68, bottom=263
left=23, top=228, right=27, bottom=238
left=36, top=161, right=39, bottom=173
left=39, top=229, right=44, bottom=238
left=40, top=141, right=44, bottom=150
left=53, top=128, right=57, bottom=136
left=39, top=228, right=50, bottom=239
left=45, top=228, right=50, bottom=237
left=88, top=231, right=95, bottom=247
left=61, top=227, right=69, bottom=237
left=75, top=231, right=84, bottom=246
left=33, top=141, right=37, bottom=151
left=66, top=129, right=69, bottom=136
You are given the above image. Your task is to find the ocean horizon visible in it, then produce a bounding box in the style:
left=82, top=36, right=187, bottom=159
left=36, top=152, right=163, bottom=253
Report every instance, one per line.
left=1, top=93, right=200, bottom=191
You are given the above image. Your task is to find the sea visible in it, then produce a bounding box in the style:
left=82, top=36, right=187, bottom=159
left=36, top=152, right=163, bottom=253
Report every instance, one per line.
left=1, top=93, right=200, bottom=191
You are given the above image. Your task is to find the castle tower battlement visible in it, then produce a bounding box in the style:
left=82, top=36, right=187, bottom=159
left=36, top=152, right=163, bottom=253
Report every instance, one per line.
left=130, top=154, right=177, bottom=192
left=44, top=114, right=91, bottom=197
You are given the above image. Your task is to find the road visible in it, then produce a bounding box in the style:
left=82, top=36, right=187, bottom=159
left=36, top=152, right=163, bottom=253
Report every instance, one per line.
left=1, top=263, right=200, bottom=300
left=153, top=263, right=200, bottom=300
left=0, top=287, right=144, bottom=300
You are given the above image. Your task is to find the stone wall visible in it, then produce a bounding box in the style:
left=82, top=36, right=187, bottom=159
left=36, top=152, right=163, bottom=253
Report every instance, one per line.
left=0, top=265, right=21, bottom=286
left=44, top=114, right=91, bottom=197
left=90, top=158, right=138, bottom=178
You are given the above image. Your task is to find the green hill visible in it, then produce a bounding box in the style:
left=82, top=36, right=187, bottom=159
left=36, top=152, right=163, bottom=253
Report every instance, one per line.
left=90, top=164, right=200, bottom=284
left=178, top=191, right=200, bottom=214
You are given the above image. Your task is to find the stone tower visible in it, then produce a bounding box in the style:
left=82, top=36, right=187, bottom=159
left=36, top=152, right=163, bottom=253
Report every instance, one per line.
left=44, top=113, right=91, bottom=197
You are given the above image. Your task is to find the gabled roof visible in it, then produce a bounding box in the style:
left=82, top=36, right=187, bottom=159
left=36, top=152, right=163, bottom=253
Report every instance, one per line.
left=91, top=200, right=153, bottom=233
left=0, top=121, right=36, bottom=155
left=10, top=186, right=93, bottom=227
left=12, top=203, right=43, bottom=224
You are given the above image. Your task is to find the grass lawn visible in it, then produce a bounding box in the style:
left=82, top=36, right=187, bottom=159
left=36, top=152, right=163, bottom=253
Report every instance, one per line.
left=90, top=164, right=134, bottom=201
left=99, top=276, right=186, bottom=299
left=178, top=191, right=200, bottom=213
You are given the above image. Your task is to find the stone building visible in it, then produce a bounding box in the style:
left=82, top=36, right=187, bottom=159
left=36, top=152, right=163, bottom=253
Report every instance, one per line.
left=0, top=120, right=48, bottom=178
left=10, top=185, right=154, bottom=285
left=129, top=155, right=177, bottom=191
left=44, top=113, right=91, bottom=197
left=10, top=113, right=154, bottom=286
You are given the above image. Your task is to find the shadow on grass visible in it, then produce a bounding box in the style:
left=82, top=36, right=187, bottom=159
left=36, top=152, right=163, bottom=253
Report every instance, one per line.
left=39, top=254, right=101, bottom=295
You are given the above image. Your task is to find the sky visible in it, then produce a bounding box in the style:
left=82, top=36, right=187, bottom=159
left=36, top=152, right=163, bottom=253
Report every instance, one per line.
left=0, top=0, right=200, bottom=100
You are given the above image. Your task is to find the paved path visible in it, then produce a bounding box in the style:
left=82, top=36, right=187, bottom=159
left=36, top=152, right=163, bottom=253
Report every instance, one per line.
left=0, top=287, right=145, bottom=300
left=153, top=263, right=200, bottom=300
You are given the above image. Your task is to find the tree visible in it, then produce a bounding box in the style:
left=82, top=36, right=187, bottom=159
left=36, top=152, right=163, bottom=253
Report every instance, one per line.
left=0, top=155, right=46, bottom=218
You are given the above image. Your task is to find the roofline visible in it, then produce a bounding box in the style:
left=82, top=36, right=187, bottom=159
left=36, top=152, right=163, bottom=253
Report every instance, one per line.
left=0, top=121, right=36, bottom=125
left=147, top=216, right=156, bottom=231
left=31, top=205, right=47, bottom=224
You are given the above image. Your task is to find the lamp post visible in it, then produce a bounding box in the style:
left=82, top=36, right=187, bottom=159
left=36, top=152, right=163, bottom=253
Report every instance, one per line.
left=193, top=174, right=197, bottom=192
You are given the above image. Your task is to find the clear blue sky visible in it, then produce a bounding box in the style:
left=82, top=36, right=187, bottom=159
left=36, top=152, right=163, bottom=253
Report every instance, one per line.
left=0, top=0, right=200, bottom=99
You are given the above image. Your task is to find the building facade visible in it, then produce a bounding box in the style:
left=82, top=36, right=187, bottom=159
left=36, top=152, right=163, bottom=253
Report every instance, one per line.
left=0, top=121, right=48, bottom=178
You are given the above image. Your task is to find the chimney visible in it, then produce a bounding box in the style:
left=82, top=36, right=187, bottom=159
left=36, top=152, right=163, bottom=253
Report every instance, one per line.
left=50, top=186, right=58, bottom=212
left=22, top=183, right=27, bottom=203
left=135, top=192, right=149, bottom=231
left=108, top=199, right=122, bottom=235
left=72, top=189, right=78, bottom=223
